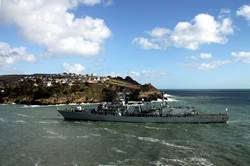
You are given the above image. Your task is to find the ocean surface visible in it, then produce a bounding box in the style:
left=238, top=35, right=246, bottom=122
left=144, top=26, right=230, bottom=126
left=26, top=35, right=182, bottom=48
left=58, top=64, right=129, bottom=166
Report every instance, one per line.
left=0, top=90, right=249, bottom=166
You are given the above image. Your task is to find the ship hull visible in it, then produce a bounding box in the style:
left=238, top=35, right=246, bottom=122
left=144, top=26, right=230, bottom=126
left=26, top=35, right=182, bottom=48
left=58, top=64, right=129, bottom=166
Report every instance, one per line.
left=58, top=111, right=229, bottom=123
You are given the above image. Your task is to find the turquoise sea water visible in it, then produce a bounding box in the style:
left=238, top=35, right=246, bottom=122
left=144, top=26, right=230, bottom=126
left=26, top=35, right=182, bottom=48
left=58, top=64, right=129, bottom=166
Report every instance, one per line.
left=0, top=90, right=249, bottom=166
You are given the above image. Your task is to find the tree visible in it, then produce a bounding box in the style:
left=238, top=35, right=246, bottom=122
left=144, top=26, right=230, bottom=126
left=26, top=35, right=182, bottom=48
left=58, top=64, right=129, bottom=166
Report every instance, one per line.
left=102, top=88, right=117, bottom=102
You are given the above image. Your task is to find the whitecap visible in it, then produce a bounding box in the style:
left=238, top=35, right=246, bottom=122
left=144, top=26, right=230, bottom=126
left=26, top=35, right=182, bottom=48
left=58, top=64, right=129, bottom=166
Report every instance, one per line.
left=103, top=128, right=119, bottom=134
left=137, top=136, right=159, bottom=143
left=186, top=157, right=214, bottom=166
left=34, top=161, right=40, bottom=166
left=165, top=158, right=185, bottom=163
left=39, top=121, right=59, bottom=124
left=163, top=93, right=174, bottom=98
left=123, top=133, right=137, bottom=138
left=90, top=133, right=101, bottom=137
left=161, top=142, right=193, bottom=150
left=22, top=105, right=39, bottom=108
left=137, top=136, right=192, bottom=150
left=76, top=135, right=89, bottom=139
left=150, top=160, right=167, bottom=166
left=107, top=158, right=146, bottom=165
left=143, top=125, right=166, bottom=130
left=46, top=130, right=58, bottom=135
left=112, top=147, right=126, bottom=154
left=15, top=120, right=26, bottom=123
left=43, top=129, right=66, bottom=139
left=68, top=103, right=77, bottom=105
left=0, top=117, right=6, bottom=122
left=51, top=104, right=66, bottom=106
left=150, top=157, right=186, bottom=165
left=157, top=98, right=179, bottom=102
left=166, top=98, right=179, bottom=102
left=18, top=113, right=30, bottom=118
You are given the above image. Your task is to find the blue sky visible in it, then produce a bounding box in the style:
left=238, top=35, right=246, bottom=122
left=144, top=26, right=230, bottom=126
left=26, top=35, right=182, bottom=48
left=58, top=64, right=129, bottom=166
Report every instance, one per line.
left=0, top=0, right=250, bottom=89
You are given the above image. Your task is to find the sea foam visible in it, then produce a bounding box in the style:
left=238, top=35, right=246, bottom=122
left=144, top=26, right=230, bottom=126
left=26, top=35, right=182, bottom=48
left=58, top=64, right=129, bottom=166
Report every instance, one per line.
left=151, top=157, right=214, bottom=166
left=137, top=136, right=193, bottom=150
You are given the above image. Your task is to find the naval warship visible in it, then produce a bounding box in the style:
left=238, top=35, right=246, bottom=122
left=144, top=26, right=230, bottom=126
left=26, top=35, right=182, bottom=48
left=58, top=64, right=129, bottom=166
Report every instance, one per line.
left=58, top=99, right=229, bottom=123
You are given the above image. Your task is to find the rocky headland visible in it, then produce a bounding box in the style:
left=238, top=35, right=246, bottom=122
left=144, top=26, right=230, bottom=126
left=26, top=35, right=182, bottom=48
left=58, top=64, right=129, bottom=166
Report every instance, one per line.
left=0, top=73, right=162, bottom=105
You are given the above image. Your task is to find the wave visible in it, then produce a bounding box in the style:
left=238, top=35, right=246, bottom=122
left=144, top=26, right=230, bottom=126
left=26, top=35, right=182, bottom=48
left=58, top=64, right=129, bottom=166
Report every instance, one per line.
left=186, top=157, right=214, bottom=166
left=228, top=120, right=250, bottom=124
left=76, top=135, right=89, bottom=139
left=90, top=133, right=101, bottom=137
left=34, top=160, right=41, bottom=166
left=166, top=98, right=179, bottom=102
left=112, top=147, right=126, bottom=154
left=151, top=157, right=213, bottom=166
left=68, top=103, right=77, bottom=105
left=103, top=128, right=119, bottom=135
left=23, top=105, right=41, bottom=108
left=99, top=128, right=192, bottom=150
left=164, top=93, right=174, bottom=97
left=43, top=128, right=66, bottom=139
left=108, top=157, right=212, bottom=166
left=46, top=130, right=58, bottom=135
left=137, top=136, right=193, bottom=150
left=0, top=117, right=7, bottom=122
left=14, top=120, right=27, bottom=123
left=157, top=98, right=179, bottom=102
left=143, top=125, right=166, bottom=130
left=17, top=113, right=30, bottom=118
left=39, top=121, right=59, bottom=124
left=50, top=104, right=66, bottom=106
left=107, top=159, right=145, bottom=165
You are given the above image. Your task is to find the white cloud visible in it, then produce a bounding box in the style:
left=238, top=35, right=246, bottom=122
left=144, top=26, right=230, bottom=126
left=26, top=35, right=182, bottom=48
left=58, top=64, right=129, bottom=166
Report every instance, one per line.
left=149, top=27, right=170, bottom=38
left=237, top=5, right=250, bottom=22
left=103, top=0, right=113, bottom=6
left=134, top=13, right=233, bottom=50
left=232, top=51, right=250, bottom=63
left=78, top=0, right=113, bottom=7
left=0, top=0, right=111, bottom=56
left=129, top=71, right=140, bottom=77
left=63, top=63, right=85, bottom=74
left=197, top=60, right=231, bottom=71
left=0, top=42, right=36, bottom=67
left=189, top=51, right=250, bottom=71
left=200, top=53, right=213, bottom=59
left=78, top=0, right=101, bottom=6
left=133, top=37, right=160, bottom=49
left=129, top=70, right=167, bottom=78
left=198, top=63, right=216, bottom=70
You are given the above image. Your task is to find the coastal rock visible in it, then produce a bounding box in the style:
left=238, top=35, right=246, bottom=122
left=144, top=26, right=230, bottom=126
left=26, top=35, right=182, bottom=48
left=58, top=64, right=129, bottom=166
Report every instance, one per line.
left=138, top=84, right=162, bottom=101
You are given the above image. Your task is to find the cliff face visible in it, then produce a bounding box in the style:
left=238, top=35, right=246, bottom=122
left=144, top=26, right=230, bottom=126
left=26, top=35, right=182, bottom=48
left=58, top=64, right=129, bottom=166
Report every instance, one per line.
left=0, top=74, right=162, bottom=105
left=138, top=84, right=162, bottom=101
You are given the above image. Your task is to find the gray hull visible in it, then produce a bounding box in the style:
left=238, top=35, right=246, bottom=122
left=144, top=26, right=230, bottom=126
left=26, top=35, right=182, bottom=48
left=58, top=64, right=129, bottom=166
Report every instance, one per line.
left=58, top=111, right=229, bottom=123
